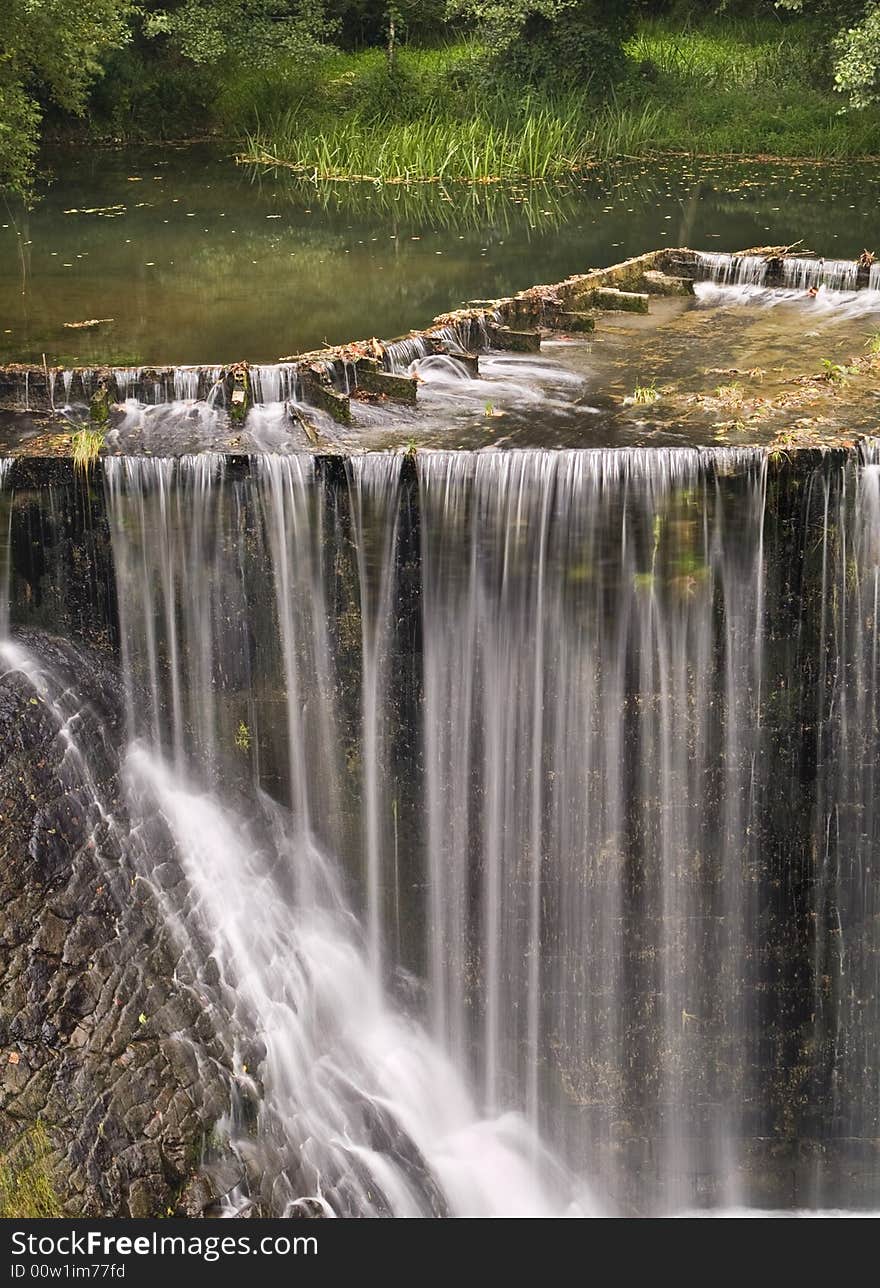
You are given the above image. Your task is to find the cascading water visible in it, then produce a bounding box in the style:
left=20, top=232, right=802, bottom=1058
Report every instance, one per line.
left=249, top=364, right=301, bottom=405
left=4, top=444, right=880, bottom=1215
left=101, top=453, right=581, bottom=1217
left=418, top=448, right=774, bottom=1211
left=383, top=318, right=495, bottom=377
left=780, top=257, right=860, bottom=292
left=697, top=251, right=770, bottom=286
left=695, top=251, right=880, bottom=315
left=0, top=459, right=11, bottom=639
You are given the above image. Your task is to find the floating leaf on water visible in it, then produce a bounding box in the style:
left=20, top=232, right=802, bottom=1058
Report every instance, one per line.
left=63, top=204, right=126, bottom=217
left=63, top=318, right=114, bottom=330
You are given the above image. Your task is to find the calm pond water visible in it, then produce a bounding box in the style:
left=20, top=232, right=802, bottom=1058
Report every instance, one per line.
left=2, top=145, right=880, bottom=366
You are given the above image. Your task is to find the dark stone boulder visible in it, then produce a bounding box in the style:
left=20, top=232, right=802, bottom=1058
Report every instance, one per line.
left=0, top=630, right=235, bottom=1216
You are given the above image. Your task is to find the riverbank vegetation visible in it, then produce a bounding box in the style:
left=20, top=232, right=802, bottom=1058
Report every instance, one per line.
left=241, top=24, right=880, bottom=183
left=4, top=2, right=880, bottom=193
left=0, top=1123, right=62, bottom=1218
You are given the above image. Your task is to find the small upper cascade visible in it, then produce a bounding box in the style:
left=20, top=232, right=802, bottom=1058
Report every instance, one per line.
left=249, top=363, right=301, bottom=404
left=41, top=363, right=317, bottom=415
left=384, top=316, right=496, bottom=375
left=173, top=368, right=202, bottom=401
left=696, top=251, right=769, bottom=286
left=411, top=353, right=473, bottom=382
left=697, top=249, right=875, bottom=294
left=385, top=335, right=434, bottom=374
left=779, top=256, right=860, bottom=291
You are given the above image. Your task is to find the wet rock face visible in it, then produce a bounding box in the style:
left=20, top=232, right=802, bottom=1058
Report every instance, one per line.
left=0, top=631, right=233, bottom=1216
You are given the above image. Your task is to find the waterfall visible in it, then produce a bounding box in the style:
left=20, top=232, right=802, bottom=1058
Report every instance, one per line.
left=102, top=452, right=580, bottom=1217
left=0, top=459, right=11, bottom=640
left=697, top=250, right=875, bottom=296
left=418, top=447, right=773, bottom=1209
left=4, top=444, right=880, bottom=1214
left=779, top=257, right=861, bottom=291
left=696, top=251, right=770, bottom=286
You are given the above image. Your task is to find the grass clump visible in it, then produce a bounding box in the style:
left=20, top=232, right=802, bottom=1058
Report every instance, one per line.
left=631, top=380, right=661, bottom=406
left=0, top=1123, right=62, bottom=1218
left=239, top=41, right=664, bottom=182
left=71, top=428, right=104, bottom=474
left=245, top=85, right=663, bottom=183
left=819, top=359, right=850, bottom=385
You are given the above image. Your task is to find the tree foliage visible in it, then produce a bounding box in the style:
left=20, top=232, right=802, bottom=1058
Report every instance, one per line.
left=834, top=4, right=880, bottom=107
left=2, top=0, right=880, bottom=195
left=0, top=0, right=132, bottom=194
left=144, top=0, right=332, bottom=67
left=446, top=0, right=636, bottom=87
left=774, top=0, right=880, bottom=107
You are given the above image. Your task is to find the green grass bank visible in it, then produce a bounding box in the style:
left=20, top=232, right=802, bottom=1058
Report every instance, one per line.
left=226, top=19, right=880, bottom=182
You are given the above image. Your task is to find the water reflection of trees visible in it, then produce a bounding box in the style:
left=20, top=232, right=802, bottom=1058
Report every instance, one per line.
left=243, top=164, right=587, bottom=236
left=3, top=150, right=878, bottom=365
left=245, top=156, right=880, bottom=248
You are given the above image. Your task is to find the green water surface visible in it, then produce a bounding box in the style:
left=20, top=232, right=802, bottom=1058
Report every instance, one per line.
left=2, top=146, right=879, bottom=367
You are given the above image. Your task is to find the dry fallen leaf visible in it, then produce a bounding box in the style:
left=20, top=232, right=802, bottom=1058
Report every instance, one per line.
left=63, top=318, right=114, bottom=330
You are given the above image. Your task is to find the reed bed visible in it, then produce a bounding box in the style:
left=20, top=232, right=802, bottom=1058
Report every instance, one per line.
left=244, top=102, right=663, bottom=183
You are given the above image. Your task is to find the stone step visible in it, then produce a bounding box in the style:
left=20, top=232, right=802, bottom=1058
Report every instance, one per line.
left=552, top=311, right=596, bottom=333
left=354, top=365, right=418, bottom=404
left=487, top=326, right=541, bottom=353
left=301, top=372, right=351, bottom=425
left=586, top=288, right=650, bottom=314
left=642, top=270, right=695, bottom=297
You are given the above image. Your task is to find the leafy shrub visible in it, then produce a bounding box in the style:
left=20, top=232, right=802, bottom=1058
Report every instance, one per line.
left=834, top=5, right=880, bottom=108
left=447, top=0, right=636, bottom=89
